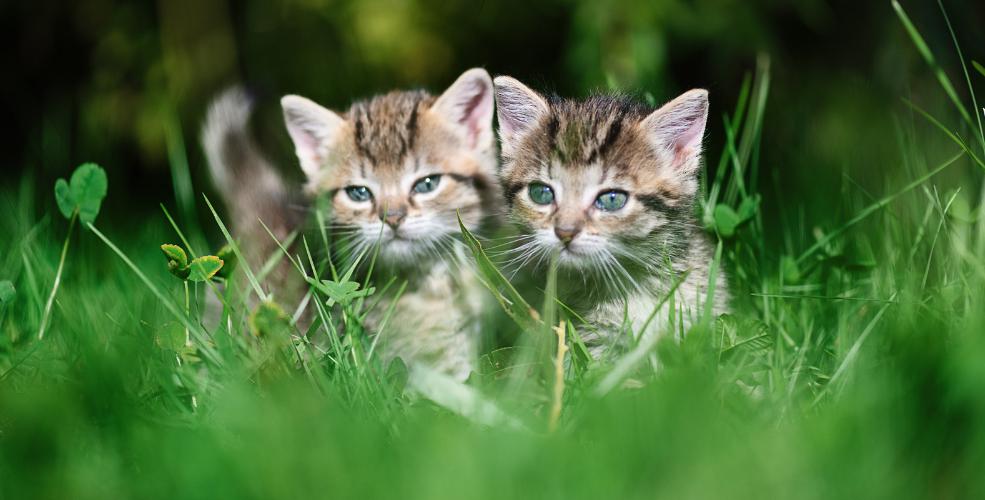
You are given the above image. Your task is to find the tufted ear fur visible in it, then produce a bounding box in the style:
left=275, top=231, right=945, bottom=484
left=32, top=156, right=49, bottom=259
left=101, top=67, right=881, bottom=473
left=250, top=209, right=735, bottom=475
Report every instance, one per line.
left=493, top=76, right=550, bottom=156
left=639, top=89, right=709, bottom=173
left=431, top=68, right=495, bottom=150
left=281, top=95, right=346, bottom=179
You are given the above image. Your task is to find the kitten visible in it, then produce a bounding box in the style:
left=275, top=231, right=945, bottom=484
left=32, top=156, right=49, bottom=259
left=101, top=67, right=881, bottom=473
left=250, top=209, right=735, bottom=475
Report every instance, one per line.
left=202, top=69, right=500, bottom=380
left=493, top=76, right=729, bottom=360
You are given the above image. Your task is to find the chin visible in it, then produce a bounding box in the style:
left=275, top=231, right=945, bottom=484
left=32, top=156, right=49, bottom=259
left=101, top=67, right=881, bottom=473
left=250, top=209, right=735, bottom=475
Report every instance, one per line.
left=556, top=246, right=596, bottom=269
left=379, top=238, right=416, bottom=261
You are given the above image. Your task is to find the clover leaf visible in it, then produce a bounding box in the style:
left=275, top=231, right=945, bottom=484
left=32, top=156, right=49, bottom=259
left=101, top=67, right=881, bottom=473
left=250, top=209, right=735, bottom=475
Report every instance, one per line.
left=187, top=256, right=224, bottom=283
left=54, top=163, right=108, bottom=224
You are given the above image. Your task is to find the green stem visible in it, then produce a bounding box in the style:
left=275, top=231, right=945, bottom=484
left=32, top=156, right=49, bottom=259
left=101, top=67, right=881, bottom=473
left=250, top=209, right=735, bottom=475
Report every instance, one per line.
left=38, top=211, right=77, bottom=340
left=184, top=281, right=191, bottom=347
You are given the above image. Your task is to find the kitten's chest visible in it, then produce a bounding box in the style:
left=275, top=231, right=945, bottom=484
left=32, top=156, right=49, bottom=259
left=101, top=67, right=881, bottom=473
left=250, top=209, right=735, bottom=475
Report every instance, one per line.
left=366, top=261, right=485, bottom=334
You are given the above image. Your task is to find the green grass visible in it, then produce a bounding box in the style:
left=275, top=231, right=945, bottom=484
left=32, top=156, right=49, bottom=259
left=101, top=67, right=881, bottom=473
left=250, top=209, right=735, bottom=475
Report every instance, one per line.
left=3, top=8, right=985, bottom=499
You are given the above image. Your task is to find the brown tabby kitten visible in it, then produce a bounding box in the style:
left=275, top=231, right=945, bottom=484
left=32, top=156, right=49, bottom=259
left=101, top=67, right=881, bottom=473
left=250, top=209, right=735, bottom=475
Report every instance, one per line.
left=203, top=69, right=500, bottom=380
left=493, top=76, right=729, bottom=360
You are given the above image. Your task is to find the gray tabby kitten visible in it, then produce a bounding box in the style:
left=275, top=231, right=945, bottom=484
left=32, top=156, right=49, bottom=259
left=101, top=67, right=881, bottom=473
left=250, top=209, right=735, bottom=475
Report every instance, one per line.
left=493, top=76, right=729, bottom=360
left=202, top=69, right=500, bottom=380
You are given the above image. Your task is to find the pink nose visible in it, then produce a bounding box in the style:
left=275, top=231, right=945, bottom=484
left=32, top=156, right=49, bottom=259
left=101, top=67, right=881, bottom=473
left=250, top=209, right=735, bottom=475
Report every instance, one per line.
left=554, top=226, right=580, bottom=245
left=383, top=208, right=407, bottom=228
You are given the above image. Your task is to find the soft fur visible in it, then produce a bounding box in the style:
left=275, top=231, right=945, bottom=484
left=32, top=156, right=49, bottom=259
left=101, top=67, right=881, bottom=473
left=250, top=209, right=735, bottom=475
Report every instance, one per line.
left=494, top=76, right=729, bottom=360
left=202, top=69, right=500, bottom=380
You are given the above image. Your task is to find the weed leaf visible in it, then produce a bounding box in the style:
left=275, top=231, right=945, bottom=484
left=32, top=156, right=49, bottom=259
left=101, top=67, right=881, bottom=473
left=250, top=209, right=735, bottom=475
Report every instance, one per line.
left=187, top=256, right=224, bottom=283
left=457, top=212, right=541, bottom=332
left=69, top=163, right=108, bottom=224
left=160, top=244, right=188, bottom=268
left=713, top=204, right=741, bottom=237
left=155, top=322, right=187, bottom=351
left=54, top=179, right=75, bottom=219
left=738, top=194, right=761, bottom=220
left=249, top=300, right=292, bottom=339
left=215, top=244, right=238, bottom=279
left=306, top=276, right=375, bottom=307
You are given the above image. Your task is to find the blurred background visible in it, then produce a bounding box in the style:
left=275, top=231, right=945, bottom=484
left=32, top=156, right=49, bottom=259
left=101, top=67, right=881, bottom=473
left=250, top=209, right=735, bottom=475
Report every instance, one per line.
left=3, top=0, right=984, bottom=229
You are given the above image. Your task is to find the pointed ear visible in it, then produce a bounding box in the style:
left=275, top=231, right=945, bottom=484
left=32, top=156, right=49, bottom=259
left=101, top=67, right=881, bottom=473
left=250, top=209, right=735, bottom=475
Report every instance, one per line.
left=493, top=76, right=549, bottom=155
left=431, top=68, right=495, bottom=150
left=639, top=89, right=709, bottom=170
left=281, top=95, right=345, bottom=178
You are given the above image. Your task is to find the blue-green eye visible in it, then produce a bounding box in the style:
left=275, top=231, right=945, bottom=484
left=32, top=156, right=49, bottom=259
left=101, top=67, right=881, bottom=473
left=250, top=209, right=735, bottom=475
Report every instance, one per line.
left=528, top=182, right=555, bottom=205
left=594, top=190, right=628, bottom=211
left=344, top=186, right=372, bottom=202
left=412, top=175, right=441, bottom=194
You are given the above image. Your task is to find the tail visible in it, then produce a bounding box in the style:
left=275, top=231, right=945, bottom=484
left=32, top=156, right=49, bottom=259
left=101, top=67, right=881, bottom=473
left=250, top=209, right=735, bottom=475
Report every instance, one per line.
left=201, top=87, right=302, bottom=273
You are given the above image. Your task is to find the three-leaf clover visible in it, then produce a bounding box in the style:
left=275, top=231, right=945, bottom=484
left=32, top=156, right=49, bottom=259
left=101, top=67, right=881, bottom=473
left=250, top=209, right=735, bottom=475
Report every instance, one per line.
left=55, top=163, right=108, bottom=224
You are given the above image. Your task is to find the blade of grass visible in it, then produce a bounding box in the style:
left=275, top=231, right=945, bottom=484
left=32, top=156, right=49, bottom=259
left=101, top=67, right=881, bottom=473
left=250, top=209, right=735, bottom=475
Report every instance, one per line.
left=37, top=212, right=76, bottom=340
left=893, top=0, right=974, bottom=128
left=457, top=212, right=541, bottom=332
left=203, top=195, right=267, bottom=302
left=87, top=223, right=222, bottom=366
left=407, top=365, right=528, bottom=430
left=904, top=99, right=985, bottom=170
left=796, top=150, right=965, bottom=264
left=163, top=104, right=196, bottom=224
left=937, top=0, right=985, bottom=157
left=594, top=270, right=691, bottom=397
left=812, top=292, right=897, bottom=405
left=160, top=204, right=197, bottom=257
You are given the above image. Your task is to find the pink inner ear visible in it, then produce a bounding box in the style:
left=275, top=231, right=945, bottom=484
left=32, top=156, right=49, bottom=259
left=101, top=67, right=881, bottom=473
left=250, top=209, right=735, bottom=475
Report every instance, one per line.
left=674, top=115, right=706, bottom=153
left=464, top=89, right=486, bottom=147
left=286, top=123, right=321, bottom=170
left=457, top=83, right=491, bottom=149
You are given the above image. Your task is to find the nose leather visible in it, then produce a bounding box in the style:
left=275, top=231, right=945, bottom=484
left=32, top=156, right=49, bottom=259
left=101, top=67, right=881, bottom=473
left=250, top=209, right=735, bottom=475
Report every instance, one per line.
left=554, top=226, right=581, bottom=245
left=382, top=206, right=407, bottom=228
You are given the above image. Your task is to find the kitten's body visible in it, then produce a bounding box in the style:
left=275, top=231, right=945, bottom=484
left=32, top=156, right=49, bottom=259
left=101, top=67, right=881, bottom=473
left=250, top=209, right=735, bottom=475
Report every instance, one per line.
left=494, top=81, right=728, bottom=359
left=203, top=70, right=499, bottom=380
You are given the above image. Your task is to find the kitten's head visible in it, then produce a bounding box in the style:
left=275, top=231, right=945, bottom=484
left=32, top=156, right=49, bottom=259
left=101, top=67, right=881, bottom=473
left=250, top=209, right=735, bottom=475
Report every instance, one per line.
left=494, top=76, right=708, bottom=274
left=282, top=68, right=499, bottom=263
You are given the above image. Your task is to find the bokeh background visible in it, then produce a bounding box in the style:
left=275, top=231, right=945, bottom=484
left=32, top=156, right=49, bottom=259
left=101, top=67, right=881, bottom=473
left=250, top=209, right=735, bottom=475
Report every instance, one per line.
left=4, top=0, right=984, bottom=231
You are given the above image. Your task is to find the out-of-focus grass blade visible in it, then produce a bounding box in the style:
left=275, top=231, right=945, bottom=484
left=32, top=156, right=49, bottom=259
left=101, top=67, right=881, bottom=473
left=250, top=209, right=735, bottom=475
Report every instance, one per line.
left=796, top=150, right=965, bottom=264
left=973, top=61, right=985, bottom=79
left=937, top=1, right=985, bottom=156
left=457, top=212, right=541, bottom=332
left=594, top=271, right=690, bottom=397
left=203, top=195, right=267, bottom=302
left=904, top=100, right=985, bottom=170
left=88, top=223, right=222, bottom=367
left=892, top=0, right=974, bottom=129
left=812, top=293, right=897, bottom=405
left=407, top=365, right=528, bottom=430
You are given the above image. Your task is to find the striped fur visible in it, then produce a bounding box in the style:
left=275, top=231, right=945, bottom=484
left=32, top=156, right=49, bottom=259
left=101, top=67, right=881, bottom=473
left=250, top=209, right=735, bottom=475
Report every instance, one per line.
left=494, top=77, right=729, bottom=360
left=282, top=69, right=500, bottom=380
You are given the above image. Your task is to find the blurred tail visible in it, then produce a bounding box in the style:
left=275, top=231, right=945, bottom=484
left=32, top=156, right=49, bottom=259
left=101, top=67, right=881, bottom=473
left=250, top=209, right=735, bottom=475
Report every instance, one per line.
left=201, top=87, right=301, bottom=271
